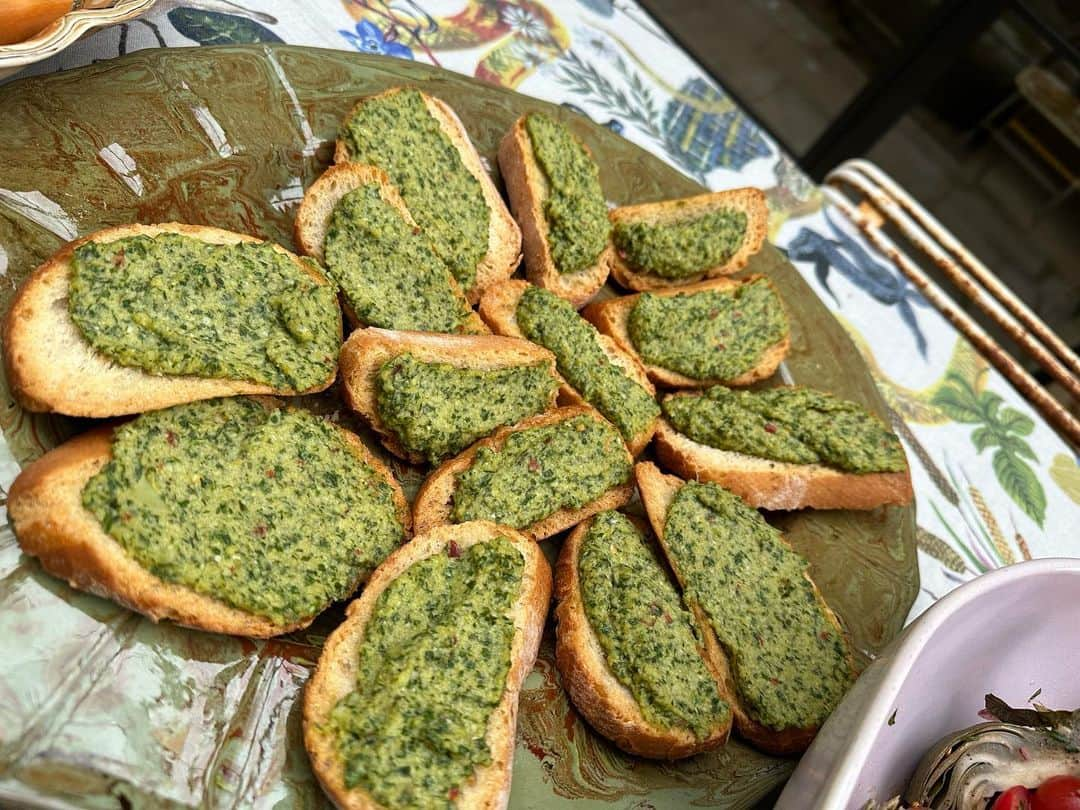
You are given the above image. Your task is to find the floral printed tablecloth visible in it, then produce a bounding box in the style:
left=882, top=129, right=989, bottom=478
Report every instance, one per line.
left=8, top=0, right=1078, bottom=623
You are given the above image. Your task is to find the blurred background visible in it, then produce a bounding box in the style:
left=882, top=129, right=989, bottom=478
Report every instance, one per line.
left=642, top=0, right=1079, bottom=397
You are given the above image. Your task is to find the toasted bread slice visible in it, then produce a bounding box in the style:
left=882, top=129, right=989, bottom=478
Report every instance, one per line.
left=477, top=280, right=658, bottom=455
left=634, top=462, right=854, bottom=755
left=412, top=406, right=634, bottom=541
left=339, top=327, right=559, bottom=464
left=293, top=162, right=487, bottom=334
left=334, top=87, right=521, bottom=304
left=7, top=400, right=410, bottom=638
left=608, top=188, right=768, bottom=291
left=304, top=521, right=552, bottom=810
left=654, top=418, right=913, bottom=511
left=583, top=276, right=789, bottom=389
left=497, top=115, right=613, bottom=307
left=2, top=222, right=341, bottom=418
left=554, top=514, right=732, bottom=759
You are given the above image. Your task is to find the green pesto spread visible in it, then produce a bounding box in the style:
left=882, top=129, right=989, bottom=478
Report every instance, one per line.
left=516, top=286, right=659, bottom=441
left=663, top=385, right=907, bottom=473
left=627, top=278, right=788, bottom=380
left=523, top=113, right=609, bottom=275
left=329, top=537, right=522, bottom=809
left=338, top=89, right=489, bottom=291
left=662, top=481, right=853, bottom=731
left=69, top=234, right=338, bottom=390
left=374, top=352, right=558, bottom=463
left=451, top=415, right=631, bottom=528
left=81, top=398, right=405, bottom=625
left=323, top=184, right=473, bottom=333
left=579, top=511, right=730, bottom=738
left=613, top=207, right=748, bottom=279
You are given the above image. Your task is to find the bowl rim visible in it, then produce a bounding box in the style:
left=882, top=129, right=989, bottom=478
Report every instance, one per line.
left=816, top=557, right=1080, bottom=807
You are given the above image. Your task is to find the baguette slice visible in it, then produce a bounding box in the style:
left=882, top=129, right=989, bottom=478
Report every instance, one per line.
left=412, top=405, right=634, bottom=541
left=334, top=87, right=521, bottom=304
left=497, top=114, right=613, bottom=307
left=293, top=162, right=487, bottom=334
left=339, top=327, right=559, bottom=464
left=304, top=521, right=552, bottom=810
left=634, top=462, right=851, bottom=755
left=478, top=280, right=658, bottom=455
left=2, top=222, right=341, bottom=418
left=583, top=276, right=789, bottom=389
left=554, top=514, right=732, bottom=759
left=654, top=394, right=914, bottom=511
left=608, top=188, right=768, bottom=291
left=7, top=399, right=410, bottom=638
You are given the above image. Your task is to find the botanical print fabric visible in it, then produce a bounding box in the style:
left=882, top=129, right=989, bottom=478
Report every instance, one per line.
left=15, top=0, right=1079, bottom=623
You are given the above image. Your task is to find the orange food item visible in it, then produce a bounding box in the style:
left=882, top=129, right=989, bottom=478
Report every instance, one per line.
left=0, top=0, right=74, bottom=46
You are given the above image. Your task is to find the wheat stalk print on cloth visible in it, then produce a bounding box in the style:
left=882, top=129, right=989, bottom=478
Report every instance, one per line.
left=0, top=1, right=1075, bottom=808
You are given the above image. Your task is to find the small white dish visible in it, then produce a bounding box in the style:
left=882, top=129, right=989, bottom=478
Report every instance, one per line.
left=778, top=558, right=1080, bottom=808
left=0, top=0, right=157, bottom=81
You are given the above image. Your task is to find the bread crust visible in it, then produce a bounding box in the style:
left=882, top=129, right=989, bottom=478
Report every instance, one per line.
left=334, top=87, right=522, bottom=304
left=2, top=222, right=342, bottom=418
left=582, top=275, right=790, bottom=389
left=608, top=188, right=768, bottom=291
left=303, top=522, right=552, bottom=810
left=634, top=462, right=857, bottom=755
left=412, top=405, right=634, bottom=541
left=339, top=327, right=560, bottom=463
left=293, top=162, right=487, bottom=333
left=497, top=115, right=612, bottom=308
left=477, top=280, right=658, bottom=456
left=7, top=400, right=411, bottom=638
left=653, top=389, right=914, bottom=511
left=554, top=515, right=732, bottom=759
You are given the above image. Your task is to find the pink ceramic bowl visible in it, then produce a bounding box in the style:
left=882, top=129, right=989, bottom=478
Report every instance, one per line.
left=778, top=558, right=1080, bottom=808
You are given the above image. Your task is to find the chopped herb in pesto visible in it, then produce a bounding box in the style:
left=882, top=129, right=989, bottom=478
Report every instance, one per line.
left=375, top=353, right=558, bottom=463
left=628, top=279, right=788, bottom=380
left=330, top=537, right=522, bottom=808
left=663, top=386, right=907, bottom=473
left=516, top=286, right=659, bottom=441
left=324, top=184, right=473, bottom=333
left=662, top=481, right=853, bottom=731
left=579, top=511, right=730, bottom=738
left=81, top=398, right=405, bottom=624
left=451, top=415, right=631, bottom=528
left=523, top=113, right=609, bottom=275
left=338, top=89, right=489, bottom=291
left=69, top=234, right=339, bottom=390
left=613, top=207, right=748, bottom=279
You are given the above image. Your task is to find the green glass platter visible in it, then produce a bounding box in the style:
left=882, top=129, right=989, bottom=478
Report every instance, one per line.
left=0, top=45, right=917, bottom=809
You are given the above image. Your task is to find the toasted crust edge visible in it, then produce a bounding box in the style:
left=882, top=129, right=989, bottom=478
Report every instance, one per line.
left=293, top=162, right=487, bottom=334
left=553, top=514, right=732, bottom=759
left=338, top=327, right=560, bottom=463
left=7, top=401, right=411, bottom=638
left=477, top=280, right=659, bottom=455
left=497, top=115, right=611, bottom=308
left=608, top=188, right=768, bottom=291
left=634, top=461, right=856, bottom=755
left=582, top=275, right=790, bottom=389
left=333, top=87, right=522, bottom=304
left=411, top=406, right=634, bottom=541
left=2, top=222, right=341, bottom=418
left=303, top=522, right=552, bottom=810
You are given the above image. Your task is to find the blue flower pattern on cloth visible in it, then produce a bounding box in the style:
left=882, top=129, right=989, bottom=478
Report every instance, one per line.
left=662, top=78, right=772, bottom=174
left=340, top=20, right=414, bottom=59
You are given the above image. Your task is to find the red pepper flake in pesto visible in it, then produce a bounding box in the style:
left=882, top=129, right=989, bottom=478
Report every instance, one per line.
left=448, top=787, right=460, bottom=801
left=764, top=423, right=778, bottom=434
left=448, top=540, right=461, bottom=558
left=253, top=524, right=267, bottom=537
left=708, top=309, right=719, bottom=320
left=112, top=248, right=125, bottom=267
left=769, top=677, right=781, bottom=686
left=819, top=630, right=832, bottom=641
left=732, top=310, right=743, bottom=320
left=165, top=430, right=178, bottom=446
left=715, top=343, right=727, bottom=351
left=266, top=468, right=276, bottom=478
left=527, top=457, right=540, bottom=472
